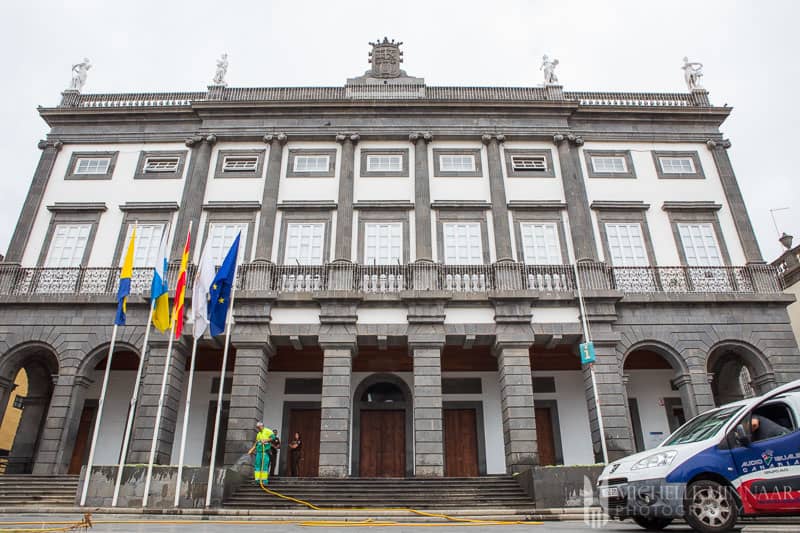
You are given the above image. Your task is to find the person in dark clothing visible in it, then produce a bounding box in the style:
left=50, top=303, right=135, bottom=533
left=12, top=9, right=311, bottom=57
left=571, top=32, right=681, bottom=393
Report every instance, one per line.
left=289, top=432, right=303, bottom=477
left=751, top=414, right=790, bottom=442
left=268, top=429, right=280, bottom=477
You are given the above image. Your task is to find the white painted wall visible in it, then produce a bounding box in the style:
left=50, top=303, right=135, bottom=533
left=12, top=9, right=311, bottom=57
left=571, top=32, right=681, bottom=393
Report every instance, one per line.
left=354, top=142, right=414, bottom=203
left=170, top=371, right=232, bottom=465
left=203, top=142, right=268, bottom=205
left=626, top=369, right=680, bottom=450
left=429, top=142, right=491, bottom=202
left=580, top=141, right=747, bottom=265
left=277, top=141, right=340, bottom=203
left=532, top=305, right=580, bottom=323
left=500, top=142, right=566, bottom=205
left=87, top=370, right=136, bottom=465
left=24, top=143, right=187, bottom=267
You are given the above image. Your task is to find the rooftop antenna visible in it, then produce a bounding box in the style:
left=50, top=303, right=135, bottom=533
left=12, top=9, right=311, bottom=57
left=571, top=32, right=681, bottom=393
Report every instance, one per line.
left=769, top=207, right=791, bottom=237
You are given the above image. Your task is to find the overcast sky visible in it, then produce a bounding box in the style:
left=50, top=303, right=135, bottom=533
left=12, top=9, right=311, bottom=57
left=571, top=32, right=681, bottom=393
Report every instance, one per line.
left=0, top=0, right=797, bottom=261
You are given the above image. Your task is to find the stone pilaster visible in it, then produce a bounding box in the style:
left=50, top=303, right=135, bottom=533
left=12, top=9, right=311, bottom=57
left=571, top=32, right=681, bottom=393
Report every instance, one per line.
left=410, top=132, right=434, bottom=260
left=6, top=139, right=62, bottom=262
left=0, top=377, right=15, bottom=434
left=33, top=373, right=92, bottom=475
left=492, top=298, right=537, bottom=472
left=171, top=134, right=216, bottom=256
left=9, top=395, right=49, bottom=473
left=128, top=340, right=189, bottom=464
left=706, top=139, right=763, bottom=264
left=483, top=134, right=513, bottom=260
left=334, top=133, right=359, bottom=261
left=406, top=295, right=448, bottom=477
left=553, top=133, right=598, bottom=261
left=316, top=297, right=360, bottom=477
left=254, top=133, right=288, bottom=261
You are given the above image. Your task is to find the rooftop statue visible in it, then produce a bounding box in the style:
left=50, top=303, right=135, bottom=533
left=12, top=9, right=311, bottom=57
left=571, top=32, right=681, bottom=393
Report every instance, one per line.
left=69, top=58, right=91, bottom=91
left=541, top=55, right=559, bottom=86
left=682, top=56, right=704, bottom=90
left=212, top=53, right=229, bottom=86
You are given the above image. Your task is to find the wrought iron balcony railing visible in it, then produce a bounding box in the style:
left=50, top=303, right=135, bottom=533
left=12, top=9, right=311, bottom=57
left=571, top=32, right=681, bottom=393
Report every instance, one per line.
left=0, top=262, right=782, bottom=297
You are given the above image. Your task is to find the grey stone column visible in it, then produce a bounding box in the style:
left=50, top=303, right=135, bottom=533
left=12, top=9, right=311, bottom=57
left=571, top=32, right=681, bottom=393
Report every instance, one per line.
left=483, top=134, right=513, bottom=260
left=223, top=342, right=273, bottom=466
left=9, top=395, right=49, bottom=473
left=707, top=139, right=763, bottom=263
left=254, top=133, right=288, bottom=261
left=410, top=132, right=433, bottom=260
left=671, top=374, right=699, bottom=420
left=6, top=139, right=62, bottom=262
left=411, top=344, right=444, bottom=476
left=554, top=134, right=598, bottom=261
left=494, top=342, right=538, bottom=472
left=128, top=340, right=188, bottom=464
left=684, top=357, right=716, bottom=414
left=334, top=133, right=359, bottom=261
left=33, top=373, right=92, bottom=475
left=171, top=134, right=216, bottom=256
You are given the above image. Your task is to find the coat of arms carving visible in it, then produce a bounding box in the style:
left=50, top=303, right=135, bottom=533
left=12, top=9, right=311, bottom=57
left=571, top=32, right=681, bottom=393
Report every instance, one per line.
left=369, top=37, right=404, bottom=79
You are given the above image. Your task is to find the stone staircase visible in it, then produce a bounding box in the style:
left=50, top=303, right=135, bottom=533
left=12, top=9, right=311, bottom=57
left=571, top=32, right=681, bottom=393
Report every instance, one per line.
left=224, top=475, right=535, bottom=512
left=0, top=475, right=79, bottom=506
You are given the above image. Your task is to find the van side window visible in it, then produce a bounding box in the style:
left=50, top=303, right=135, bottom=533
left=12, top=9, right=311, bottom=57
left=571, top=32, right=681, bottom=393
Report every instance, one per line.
left=750, top=402, right=795, bottom=443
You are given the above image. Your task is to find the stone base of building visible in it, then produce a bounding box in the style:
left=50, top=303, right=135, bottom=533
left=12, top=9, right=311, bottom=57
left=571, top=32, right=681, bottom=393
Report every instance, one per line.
left=77, top=465, right=247, bottom=508
left=516, top=465, right=604, bottom=508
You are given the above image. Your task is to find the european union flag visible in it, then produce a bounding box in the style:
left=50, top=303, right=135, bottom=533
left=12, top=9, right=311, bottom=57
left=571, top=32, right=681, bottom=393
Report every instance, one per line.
left=208, top=233, right=240, bottom=337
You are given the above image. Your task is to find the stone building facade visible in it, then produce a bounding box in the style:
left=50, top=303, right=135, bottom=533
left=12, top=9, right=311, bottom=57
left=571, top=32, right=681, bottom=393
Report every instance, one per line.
left=0, top=41, right=798, bottom=479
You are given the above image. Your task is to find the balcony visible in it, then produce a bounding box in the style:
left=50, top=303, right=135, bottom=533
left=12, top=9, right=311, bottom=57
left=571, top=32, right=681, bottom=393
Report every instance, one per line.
left=0, top=262, right=783, bottom=298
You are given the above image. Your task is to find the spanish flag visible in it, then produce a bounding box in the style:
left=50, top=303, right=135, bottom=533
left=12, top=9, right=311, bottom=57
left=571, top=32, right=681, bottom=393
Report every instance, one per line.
left=172, top=228, right=191, bottom=339
left=114, top=226, right=136, bottom=326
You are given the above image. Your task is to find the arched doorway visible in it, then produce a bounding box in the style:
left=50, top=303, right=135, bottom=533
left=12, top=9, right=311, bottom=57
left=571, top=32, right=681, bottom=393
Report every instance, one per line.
left=353, top=374, right=412, bottom=477
left=0, top=344, right=59, bottom=474
left=708, top=342, right=775, bottom=406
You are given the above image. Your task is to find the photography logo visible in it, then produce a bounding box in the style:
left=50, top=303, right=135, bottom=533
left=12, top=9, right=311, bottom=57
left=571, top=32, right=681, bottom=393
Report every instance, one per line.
left=583, top=475, right=610, bottom=528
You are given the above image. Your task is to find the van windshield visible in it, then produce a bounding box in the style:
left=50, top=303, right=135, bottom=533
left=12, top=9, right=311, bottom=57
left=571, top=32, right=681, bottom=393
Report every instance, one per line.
left=663, top=405, right=744, bottom=446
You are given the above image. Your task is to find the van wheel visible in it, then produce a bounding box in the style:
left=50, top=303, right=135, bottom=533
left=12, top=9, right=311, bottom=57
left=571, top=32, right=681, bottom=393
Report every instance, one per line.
left=632, top=515, right=673, bottom=530
left=685, top=480, right=738, bottom=533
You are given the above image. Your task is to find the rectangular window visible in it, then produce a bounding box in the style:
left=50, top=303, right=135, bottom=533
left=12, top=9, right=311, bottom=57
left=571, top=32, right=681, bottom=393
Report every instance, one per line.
left=366, top=154, right=403, bottom=173
left=143, top=157, right=180, bottom=173
left=120, top=224, right=166, bottom=267
left=284, top=223, right=325, bottom=265
left=439, top=154, right=476, bottom=173
left=591, top=156, right=627, bottom=174
left=293, top=155, right=330, bottom=173
left=511, top=155, right=547, bottom=172
left=45, top=223, right=91, bottom=267
left=605, top=223, right=649, bottom=266
left=659, top=157, right=696, bottom=174
left=443, top=222, right=483, bottom=264
left=678, top=223, right=723, bottom=266
left=75, top=157, right=111, bottom=175
left=222, top=156, right=259, bottom=172
left=207, top=222, right=248, bottom=266
left=364, top=222, right=402, bottom=264
left=520, top=222, right=562, bottom=264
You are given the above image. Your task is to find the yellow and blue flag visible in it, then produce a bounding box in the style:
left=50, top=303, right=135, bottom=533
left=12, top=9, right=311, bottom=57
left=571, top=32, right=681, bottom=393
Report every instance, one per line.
left=115, top=226, right=136, bottom=326
left=151, top=230, right=170, bottom=332
left=208, top=232, right=240, bottom=336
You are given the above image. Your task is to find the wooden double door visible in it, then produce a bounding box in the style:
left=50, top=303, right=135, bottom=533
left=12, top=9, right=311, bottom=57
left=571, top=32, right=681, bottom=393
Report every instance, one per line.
left=359, top=409, right=405, bottom=477
left=283, top=407, right=321, bottom=477
left=443, top=407, right=481, bottom=477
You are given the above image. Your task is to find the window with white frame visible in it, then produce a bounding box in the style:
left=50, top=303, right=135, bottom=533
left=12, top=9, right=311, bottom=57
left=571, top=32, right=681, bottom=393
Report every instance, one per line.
left=74, top=157, right=111, bottom=175
left=439, top=154, right=476, bottom=173
left=222, top=155, right=259, bottom=172
left=207, top=222, right=248, bottom=266
left=659, top=157, right=696, bottom=174
left=119, top=224, right=166, bottom=268
left=284, top=223, right=325, bottom=265
left=591, top=156, right=627, bottom=174
left=366, top=154, right=403, bottom=173
left=143, top=157, right=180, bottom=173
left=293, top=155, right=330, bottom=173
left=678, top=223, right=723, bottom=266
left=443, top=222, right=483, bottom=264
left=44, top=223, right=91, bottom=267
left=520, top=222, right=562, bottom=264
left=511, top=155, right=548, bottom=172
left=364, top=223, right=402, bottom=264
left=605, top=223, right=649, bottom=266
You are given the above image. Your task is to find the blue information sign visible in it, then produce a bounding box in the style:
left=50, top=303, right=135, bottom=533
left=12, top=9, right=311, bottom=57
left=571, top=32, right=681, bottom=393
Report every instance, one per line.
left=579, top=341, right=596, bottom=364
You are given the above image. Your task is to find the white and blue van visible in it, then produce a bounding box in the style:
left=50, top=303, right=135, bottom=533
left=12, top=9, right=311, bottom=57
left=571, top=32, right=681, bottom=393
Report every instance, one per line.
left=597, top=379, right=800, bottom=532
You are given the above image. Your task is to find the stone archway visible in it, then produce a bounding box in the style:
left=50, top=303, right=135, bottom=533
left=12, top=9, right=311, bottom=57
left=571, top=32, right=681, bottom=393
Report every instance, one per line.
left=352, top=373, right=413, bottom=477
left=0, top=343, right=59, bottom=474
left=708, top=341, right=776, bottom=406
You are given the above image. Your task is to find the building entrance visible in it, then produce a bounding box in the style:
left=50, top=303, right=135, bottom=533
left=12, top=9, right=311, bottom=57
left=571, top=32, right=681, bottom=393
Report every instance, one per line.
left=443, top=408, right=479, bottom=476
left=353, top=376, right=411, bottom=477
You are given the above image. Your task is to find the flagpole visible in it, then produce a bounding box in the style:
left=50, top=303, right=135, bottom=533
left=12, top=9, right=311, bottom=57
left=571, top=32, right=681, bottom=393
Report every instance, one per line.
left=112, top=299, right=155, bottom=507
left=79, top=323, right=119, bottom=506
left=205, top=275, right=237, bottom=508
left=173, top=335, right=199, bottom=507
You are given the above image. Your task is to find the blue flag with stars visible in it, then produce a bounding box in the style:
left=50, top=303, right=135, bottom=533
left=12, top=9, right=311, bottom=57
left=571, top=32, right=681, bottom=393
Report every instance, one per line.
left=208, top=233, right=240, bottom=337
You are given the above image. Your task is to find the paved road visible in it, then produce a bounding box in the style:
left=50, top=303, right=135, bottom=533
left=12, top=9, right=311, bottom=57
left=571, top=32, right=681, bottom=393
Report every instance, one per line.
left=0, top=514, right=794, bottom=532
